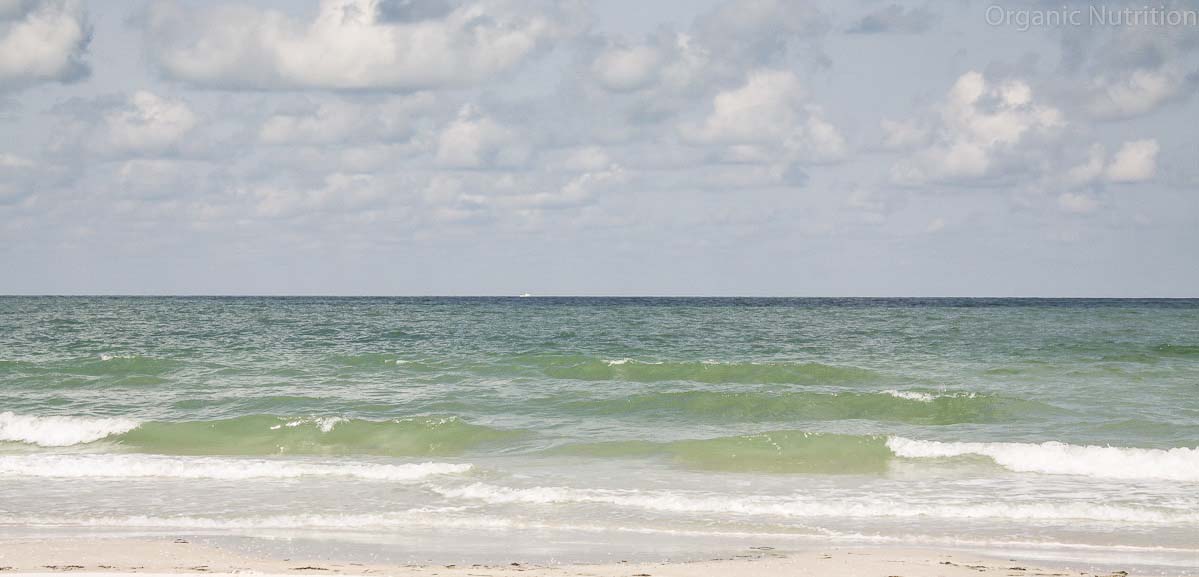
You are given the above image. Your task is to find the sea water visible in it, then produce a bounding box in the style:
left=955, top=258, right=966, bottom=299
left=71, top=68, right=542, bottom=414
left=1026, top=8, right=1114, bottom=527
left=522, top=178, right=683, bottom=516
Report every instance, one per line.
left=0, top=297, right=1196, bottom=569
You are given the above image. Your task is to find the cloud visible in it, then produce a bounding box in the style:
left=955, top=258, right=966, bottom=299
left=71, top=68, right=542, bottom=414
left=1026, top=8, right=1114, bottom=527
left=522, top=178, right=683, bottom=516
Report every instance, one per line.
left=682, top=69, right=845, bottom=163
left=1088, top=67, right=1190, bottom=119
left=0, top=0, right=90, bottom=88
left=1058, top=12, right=1199, bottom=120
left=505, top=163, right=627, bottom=210
left=103, top=91, right=197, bottom=154
left=880, top=118, right=928, bottom=150
left=1057, top=192, right=1098, bottom=214
left=692, top=0, right=829, bottom=68
left=847, top=4, right=933, bottom=34
left=0, top=152, right=36, bottom=204
left=258, top=94, right=436, bottom=145
left=435, top=104, right=528, bottom=168
left=1065, top=139, right=1159, bottom=186
left=1105, top=139, right=1159, bottom=183
left=890, top=71, right=1062, bottom=185
left=590, top=42, right=665, bottom=93
left=243, top=172, right=387, bottom=219
left=143, top=0, right=582, bottom=90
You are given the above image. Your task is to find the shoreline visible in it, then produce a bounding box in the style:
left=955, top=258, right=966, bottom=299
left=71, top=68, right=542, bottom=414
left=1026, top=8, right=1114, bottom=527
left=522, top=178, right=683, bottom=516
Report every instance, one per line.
left=0, top=538, right=1185, bottom=577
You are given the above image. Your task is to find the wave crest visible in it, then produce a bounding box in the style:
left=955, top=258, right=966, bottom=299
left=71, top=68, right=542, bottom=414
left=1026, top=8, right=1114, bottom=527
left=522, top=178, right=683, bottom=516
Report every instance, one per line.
left=887, top=437, right=1199, bottom=482
left=0, top=412, right=139, bottom=447
left=0, top=453, right=471, bottom=481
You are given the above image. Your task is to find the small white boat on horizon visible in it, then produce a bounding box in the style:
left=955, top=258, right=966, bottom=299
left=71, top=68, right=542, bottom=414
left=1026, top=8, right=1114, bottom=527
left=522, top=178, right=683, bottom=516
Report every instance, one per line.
left=519, top=293, right=532, bottom=297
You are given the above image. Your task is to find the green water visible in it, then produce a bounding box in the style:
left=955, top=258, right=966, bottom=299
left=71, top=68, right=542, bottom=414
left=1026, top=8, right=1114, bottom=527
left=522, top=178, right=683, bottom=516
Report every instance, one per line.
left=1, top=297, right=1197, bottom=567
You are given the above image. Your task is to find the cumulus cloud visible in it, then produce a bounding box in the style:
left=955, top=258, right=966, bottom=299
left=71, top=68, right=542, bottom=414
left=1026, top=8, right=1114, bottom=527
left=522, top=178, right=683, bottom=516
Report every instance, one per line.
left=435, top=104, right=529, bottom=168
left=103, top=91, right=197, bottom=154
left=682, top=69, right=845, bottom=163
left=1105, top=139, right=1159, bottom=183
left=0, top=152, right=36, bottom=204
left=1088, top=67, right=1190, bottom=119
left=244, top=172, right=386, bottom=219
left=580, top=0, right=830, bottom=113
left=890, top=71, right=1062, bottom=185
left=0, top=0, right=90, bottom=87
left=506, top=164, right=627, bottom=210
left=692, top=0, right=829, bottom=69
left=1057, top=192, right=1099, bottom=214
left=846, top=3, right=934, bottom=34
left=1058, top=12, right=1199, bottom=119
left=590, top=42, right=664, bottom=93
left=258, top=94, right=435, bottom=145
left=41, top=91, right=200, bottom=161
left=1065, top=140, right=1159, bottom=186
left=880, top=118, right=929, bottom=150
left=143, top=0, right=582, bottom=90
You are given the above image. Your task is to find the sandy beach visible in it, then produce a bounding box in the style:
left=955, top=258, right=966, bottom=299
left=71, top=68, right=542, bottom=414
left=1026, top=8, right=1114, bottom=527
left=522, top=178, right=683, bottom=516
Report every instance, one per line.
left=0, top=538, right=1180, bottom=577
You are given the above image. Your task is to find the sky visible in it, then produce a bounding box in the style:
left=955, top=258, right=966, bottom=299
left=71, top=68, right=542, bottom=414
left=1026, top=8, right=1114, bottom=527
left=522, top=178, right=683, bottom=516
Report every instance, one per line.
left=0, top=0, right=1197, bottom=296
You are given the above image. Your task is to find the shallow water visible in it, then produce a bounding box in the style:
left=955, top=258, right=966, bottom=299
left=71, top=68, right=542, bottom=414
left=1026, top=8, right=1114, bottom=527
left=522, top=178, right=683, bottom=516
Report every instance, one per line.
left=1, top=297, right=1197, bottom=568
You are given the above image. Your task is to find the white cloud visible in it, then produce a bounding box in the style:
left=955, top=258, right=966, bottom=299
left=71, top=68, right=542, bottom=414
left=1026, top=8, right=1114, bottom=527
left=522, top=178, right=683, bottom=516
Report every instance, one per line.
left=0, top=152, right=33, bottom=168
left=143, top=0, right=579, bottom=90
left=880, top=118, right=928, bottom=150
left=103, top=91, right=197, bottom=154
left=507, top=164, right=627, bottom=210
left=1088, top=68, right=1185, bottom=119
left=258, top=94, right=435, bottom=145
left=435, top=105, right=527, bottom=168
left=0, top=0, right=89, bottom=87
left=591, top=43, right=664, bottom=93
left=1058, top=192, right=1099, bottom=214
left=1064, top=139, right=1159, bottom=186
left=1104, top=139, right=1159, bottom=183
left=245, top=172, right=386, bottom=218
left=557, top=147, right=612, bottom=172
left=890, top=71, right=1062, bottom=185
left=682, top=69, right=845, bottom=162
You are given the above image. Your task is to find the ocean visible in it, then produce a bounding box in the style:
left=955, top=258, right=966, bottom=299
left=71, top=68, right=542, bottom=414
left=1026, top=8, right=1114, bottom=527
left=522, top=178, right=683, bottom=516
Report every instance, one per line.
left=1, top=297, right=1196, bottom=569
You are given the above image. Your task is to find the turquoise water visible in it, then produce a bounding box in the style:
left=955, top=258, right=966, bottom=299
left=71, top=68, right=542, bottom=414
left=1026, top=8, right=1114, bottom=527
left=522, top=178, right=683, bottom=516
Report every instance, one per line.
left=1, top=297, right=1197, bottom=568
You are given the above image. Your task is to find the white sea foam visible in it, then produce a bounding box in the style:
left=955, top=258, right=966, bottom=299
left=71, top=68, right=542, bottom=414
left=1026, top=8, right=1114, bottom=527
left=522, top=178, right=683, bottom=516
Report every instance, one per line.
left=881, top=389, right=936, bottom=402
left=886, top=437, right=1199, bottom=482
left=0, top=412, right=140, bottom=447
left=881, top=390, right=978, bottom=402
left=98, top=353, right=136, bottom=361
left=431, top=482, right=1198, bottom=524
left=270, top=416, right=345, bottom=432
left=0, top=454, right=471, bottom=481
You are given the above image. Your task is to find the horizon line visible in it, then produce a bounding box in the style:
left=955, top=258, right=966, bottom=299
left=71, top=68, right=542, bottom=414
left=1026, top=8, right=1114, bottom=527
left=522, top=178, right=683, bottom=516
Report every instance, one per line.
left=1, top=294, right=1197, bottom=300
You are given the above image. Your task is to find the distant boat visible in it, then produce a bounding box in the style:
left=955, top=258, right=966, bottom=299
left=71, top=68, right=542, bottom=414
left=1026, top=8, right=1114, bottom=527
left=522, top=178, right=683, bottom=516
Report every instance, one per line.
left=519, top=293, right=532, bottom=298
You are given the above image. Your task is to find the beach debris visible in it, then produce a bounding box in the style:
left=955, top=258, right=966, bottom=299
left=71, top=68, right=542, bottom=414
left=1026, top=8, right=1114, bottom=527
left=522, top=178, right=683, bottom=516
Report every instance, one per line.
left=290, top=567, right=329, bottom=571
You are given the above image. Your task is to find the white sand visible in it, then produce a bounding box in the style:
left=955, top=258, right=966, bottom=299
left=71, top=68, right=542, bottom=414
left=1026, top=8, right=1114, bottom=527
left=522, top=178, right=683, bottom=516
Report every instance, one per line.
left=0, top=538, right=1173, bottom=577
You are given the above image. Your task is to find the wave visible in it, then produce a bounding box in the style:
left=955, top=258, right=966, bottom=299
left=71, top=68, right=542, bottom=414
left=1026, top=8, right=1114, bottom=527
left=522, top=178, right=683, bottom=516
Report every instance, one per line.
left=538, top=357, right=877, bottom=384
left=432, top=482, right=1199, bottom=524
left=887, top=437, right=1199, bottom=482
left=0, top=411, right=139, bottom=447
left=552, top=431, right=893, bottom=474
left=69, top=355, right=183, bottom=376
left=0, top=413, right=526, bottom=456
left=0, top=454, right=471, bottom=481
left=555, top=430, right=1199, bottom=480
left=563, top=390, right=1054, bottom=425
